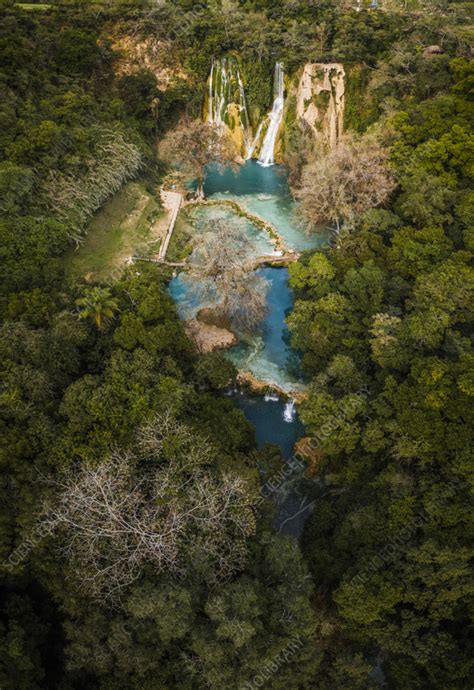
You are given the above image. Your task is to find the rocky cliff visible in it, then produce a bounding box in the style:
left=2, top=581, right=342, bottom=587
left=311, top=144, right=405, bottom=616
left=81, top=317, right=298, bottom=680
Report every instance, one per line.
left=296, top=63, right=345, bottom=147
left=109, top=30, right=188, bottom=90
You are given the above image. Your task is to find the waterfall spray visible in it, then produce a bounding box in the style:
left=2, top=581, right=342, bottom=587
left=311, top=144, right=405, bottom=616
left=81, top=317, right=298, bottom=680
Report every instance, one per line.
left=283, top=399, right=296, bottom=423
left=237, top=71, right=250, bottom=132
left=258, top=62, right=285, bottom=167
left=206, top=58, right=285, bottom=162
left=208, top=58, right=226, bottom=127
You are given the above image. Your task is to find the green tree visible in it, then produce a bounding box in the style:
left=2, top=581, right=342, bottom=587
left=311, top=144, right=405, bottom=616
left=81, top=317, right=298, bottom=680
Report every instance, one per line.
left=75, top=287, right=119, bottom=331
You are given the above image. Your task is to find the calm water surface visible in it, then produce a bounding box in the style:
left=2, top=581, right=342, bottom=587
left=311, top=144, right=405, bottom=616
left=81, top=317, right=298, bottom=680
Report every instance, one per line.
left=204, top=161, right=322, bottom=252
left=171, top=163, right=318, bottom=534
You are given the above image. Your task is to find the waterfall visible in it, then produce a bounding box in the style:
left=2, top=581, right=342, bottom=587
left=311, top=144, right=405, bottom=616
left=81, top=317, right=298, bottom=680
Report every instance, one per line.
left=245, top=121, right=264, bottom=160
left=206, top=58, right=286, bottom=161
left=258, top=62, right=285, bottom=167
left=208, top=57, right=227, bottom=127
left=208, top=57, right=250, bottom=150
left=208, top=59, right=214, bottom=123
left=237, top=71, right=250, bottom=132
left=283, top=399, right=296, bottom=423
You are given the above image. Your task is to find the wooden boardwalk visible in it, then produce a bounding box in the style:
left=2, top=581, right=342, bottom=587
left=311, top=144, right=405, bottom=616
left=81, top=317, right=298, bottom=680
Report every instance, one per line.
left=158, top=190, right=183, bottom=261
left=130, top=191, right=300, bottom=270
left=129, top=189, right=183, bottom=267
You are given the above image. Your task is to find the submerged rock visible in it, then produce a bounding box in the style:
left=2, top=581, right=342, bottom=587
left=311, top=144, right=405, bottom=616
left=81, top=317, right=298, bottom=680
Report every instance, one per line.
left=197, top=306, right=232, bottom=331
left=184, top=319, right=237, bottom=353
left=236, top=371, right=308, bottom=402
left=237, top=371, right=290, bottom=398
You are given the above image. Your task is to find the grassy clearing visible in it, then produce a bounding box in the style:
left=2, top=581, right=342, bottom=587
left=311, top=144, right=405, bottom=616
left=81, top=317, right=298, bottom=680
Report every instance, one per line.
left=64, top=182, right=166, bottom=283
left=15, top=3, right=52, bottom=10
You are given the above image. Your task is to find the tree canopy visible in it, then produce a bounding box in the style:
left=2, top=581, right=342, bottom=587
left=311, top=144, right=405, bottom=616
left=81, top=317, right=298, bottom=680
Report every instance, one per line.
left=0, top=1, right=472, bottom=688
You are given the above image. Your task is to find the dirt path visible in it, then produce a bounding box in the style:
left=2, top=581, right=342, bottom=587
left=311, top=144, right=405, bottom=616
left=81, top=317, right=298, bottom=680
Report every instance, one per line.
left=158, top=190, right=183, bottom=260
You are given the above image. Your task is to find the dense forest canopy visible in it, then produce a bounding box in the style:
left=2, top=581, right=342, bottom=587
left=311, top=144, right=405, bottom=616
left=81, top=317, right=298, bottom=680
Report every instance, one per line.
left=0, top=0, right=472, bottom=688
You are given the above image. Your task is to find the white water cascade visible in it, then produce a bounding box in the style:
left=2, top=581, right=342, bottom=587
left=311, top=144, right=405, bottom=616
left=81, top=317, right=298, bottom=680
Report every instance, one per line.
left=283, top=399, right=296, bottom=423
left=206, top=58, right=286, bottom=162
left=208, top=59, right=214, bottom=123
left=208, top=57, right=250, bottom=142
left=258, top=62, right=285, bottom=167
left=245, top=121, right=264, bottom=160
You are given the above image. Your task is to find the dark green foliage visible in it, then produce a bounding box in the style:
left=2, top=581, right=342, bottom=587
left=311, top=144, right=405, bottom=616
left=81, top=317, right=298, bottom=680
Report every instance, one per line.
left=59, top=534, right=320, bottom=689
left=240, top=57, right=274, bottom=125
left=117, top=70, right=161, bottom=135
left=1, top=1, right=473, bottom=688
left=332, top=11, right=401, bottom=65
left=0, top=217, right=70, bottom=297
left=55, top=27, right=103, bottom=76
left=344, top=64, right=381, bottom=132
left=292, top=54, right=474, bottom=689
left=0, top=579, right=64, bottom=690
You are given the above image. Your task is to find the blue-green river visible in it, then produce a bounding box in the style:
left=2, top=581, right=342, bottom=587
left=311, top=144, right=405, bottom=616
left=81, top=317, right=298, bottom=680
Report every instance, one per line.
left=170, top=162, right=321, bottom=533
left=203, top=160, right=321, bottom=252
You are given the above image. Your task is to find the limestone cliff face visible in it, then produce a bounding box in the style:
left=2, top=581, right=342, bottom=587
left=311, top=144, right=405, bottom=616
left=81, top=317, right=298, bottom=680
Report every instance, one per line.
left=109, top=31, right=188, bottom=90
left=226, top=103, right=248, bottom=156
left=296, top=63, right=345, bottom=147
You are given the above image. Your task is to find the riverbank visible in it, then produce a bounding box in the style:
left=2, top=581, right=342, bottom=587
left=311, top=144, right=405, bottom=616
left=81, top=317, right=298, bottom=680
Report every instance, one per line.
left=63, top=181, right=165, bottom=282
left=237, top=371, right=308, bottom=402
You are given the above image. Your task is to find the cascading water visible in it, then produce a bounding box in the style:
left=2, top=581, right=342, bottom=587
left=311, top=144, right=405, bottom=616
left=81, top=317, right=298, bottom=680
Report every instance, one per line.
left=206, top=58, right=286, bottom=162
left=208, top=57, right=250, bottom=149
left=283, top=399, right=296, bottom=423
left=208, top=59, right=214, bottom=123
left=208, top=57, right=227, bottom=127
left=237, top=71, right=248, bottom=127
left=258, top=62, right=285, bottom=167
left=245, top=121, right=264, bottom=160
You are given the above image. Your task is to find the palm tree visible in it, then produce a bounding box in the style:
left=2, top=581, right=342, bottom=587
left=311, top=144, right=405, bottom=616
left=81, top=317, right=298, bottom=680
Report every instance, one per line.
left=76, top=287, right=119, bottom=331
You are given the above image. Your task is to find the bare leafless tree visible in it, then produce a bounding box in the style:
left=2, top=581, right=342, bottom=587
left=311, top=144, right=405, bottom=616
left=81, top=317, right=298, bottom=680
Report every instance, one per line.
left=159, top=118, right=237, bottom=198
left=187, top=218, right=269, bottom=334
left=42, top=413, right=255, bottom=602
left=222, top=275, right=269, bottom=334
left=297, top=133, right=396, bottom=234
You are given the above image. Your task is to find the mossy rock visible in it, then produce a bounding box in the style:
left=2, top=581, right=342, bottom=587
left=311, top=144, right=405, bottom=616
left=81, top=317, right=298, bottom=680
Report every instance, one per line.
left=344, top=64, right=380, bottom=133
left=313, top=90, right=331, bottom=112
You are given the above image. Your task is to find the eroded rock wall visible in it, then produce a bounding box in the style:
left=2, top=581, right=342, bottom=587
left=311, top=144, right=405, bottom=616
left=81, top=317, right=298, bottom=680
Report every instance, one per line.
left=109, top=31, right=188, bottom=90
left=296, top=63, right=345, bottom=147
